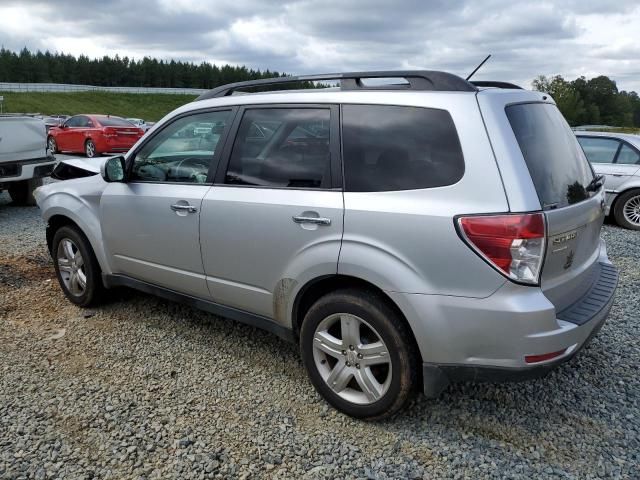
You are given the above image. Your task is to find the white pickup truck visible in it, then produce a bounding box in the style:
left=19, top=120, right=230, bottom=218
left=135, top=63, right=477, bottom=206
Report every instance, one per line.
left=0, top=116, right=56, bottom=205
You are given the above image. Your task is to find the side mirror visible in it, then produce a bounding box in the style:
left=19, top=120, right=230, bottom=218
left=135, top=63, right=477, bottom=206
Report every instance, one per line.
left=101, top=156, right=126, bottom=182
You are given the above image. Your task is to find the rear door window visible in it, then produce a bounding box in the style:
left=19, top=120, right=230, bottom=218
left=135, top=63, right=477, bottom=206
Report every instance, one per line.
left=225, top=108, right=331, bottom=189
left=341, top=105, right=464, bottom=192
left=577, top=137, right=620, bottom=164
left=506, top=103, right=594, bottom=209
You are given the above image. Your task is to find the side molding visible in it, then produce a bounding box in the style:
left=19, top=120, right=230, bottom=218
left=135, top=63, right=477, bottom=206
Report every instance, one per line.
left=103, top=274, right=295, bottom=343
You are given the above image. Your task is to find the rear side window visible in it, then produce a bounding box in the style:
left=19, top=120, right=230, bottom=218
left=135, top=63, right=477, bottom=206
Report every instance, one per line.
left=506, top=103, right=594, bottom=209
left=617, top=144, right=640, bottom=165
left=225, top=108, right=331, bottom=189
left=342, top=105, right=464, bottom=192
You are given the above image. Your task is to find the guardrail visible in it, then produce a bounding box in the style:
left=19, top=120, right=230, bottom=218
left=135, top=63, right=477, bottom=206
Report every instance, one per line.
left=0, top=82, right=207, bottom=95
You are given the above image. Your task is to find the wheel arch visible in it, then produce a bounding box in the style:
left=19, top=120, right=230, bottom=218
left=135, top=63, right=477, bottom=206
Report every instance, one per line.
left=40, top=187, right=112, bottom=277
left=611, top=185, right=640, bottom=213
left=46, top=214, right=78, bottom=252
left=291, top=274, right=423, bottom=363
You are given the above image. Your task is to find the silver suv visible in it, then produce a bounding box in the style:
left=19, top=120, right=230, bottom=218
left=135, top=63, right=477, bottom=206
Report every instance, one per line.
left=35, top=71, right=618, bottom=419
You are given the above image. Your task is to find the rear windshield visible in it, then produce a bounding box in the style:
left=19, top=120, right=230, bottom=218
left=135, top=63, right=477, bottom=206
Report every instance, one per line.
left=96, top=116, right=134, bottom=127
left=506, top=103, right=594, bottom=209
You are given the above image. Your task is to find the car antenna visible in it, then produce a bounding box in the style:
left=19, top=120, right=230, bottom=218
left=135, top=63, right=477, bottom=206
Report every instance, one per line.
left=465, top=54, right=491, bottom=81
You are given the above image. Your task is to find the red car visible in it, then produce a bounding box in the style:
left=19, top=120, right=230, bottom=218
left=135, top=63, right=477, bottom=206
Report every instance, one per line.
left=47, top=114, right=144, bottom=158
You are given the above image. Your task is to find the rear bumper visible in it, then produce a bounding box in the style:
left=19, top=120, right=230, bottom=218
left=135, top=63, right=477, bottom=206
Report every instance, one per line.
left=433, top=290, right=611, bottom=385
left=97, top=136, right=140, bottom=153
left=388, top=241, right=618, bottom=397
left=0, top=155, right=56, bottom=183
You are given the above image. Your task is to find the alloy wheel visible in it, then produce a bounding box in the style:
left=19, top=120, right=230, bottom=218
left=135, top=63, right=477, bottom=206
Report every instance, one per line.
left=85, top=141, right=96, bottom=158
left=623, top=194, right=640, bottom=226
left=312, top=313, right=392, bottom=405
left=57, top=238, right=87, bottom=296
left=48, top=137, right=56, bottom=153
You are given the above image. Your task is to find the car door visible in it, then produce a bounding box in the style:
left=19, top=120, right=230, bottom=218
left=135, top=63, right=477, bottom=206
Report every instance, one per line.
left=56, top=116, right=79, bottom=151
left=577, top=136, right=639, bottom=190
left=200, top=105, right=343, bottom=320
left=70, top=115, right=91, bottom=152
left=100, top=108, right=235, bottom=298
left=611, top=141, right=640, bottom=183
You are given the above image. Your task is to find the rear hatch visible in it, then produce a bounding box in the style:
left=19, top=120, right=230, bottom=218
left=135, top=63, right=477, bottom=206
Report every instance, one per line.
left=0, top=116, right=47, bottom=163
left=504, top=102, right=604, bottom=311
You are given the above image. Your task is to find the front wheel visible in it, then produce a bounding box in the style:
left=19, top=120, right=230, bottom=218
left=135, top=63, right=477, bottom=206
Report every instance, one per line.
left=613, top=189, right=640, bottom=230
left=85, top=139, right=98, bottom=158
left=47, top=136, right=58, bottom=154
left=300, top=289, right=417, bottom=420
left=52, top=226, right=105, bottom=307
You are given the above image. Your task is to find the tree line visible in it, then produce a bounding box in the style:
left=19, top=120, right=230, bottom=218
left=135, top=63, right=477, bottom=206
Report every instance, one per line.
left=1, top=48, right=639, bottom=127
left=0, top=47, right=295, bottom=90
left=532, top=75, right=640, bottom=127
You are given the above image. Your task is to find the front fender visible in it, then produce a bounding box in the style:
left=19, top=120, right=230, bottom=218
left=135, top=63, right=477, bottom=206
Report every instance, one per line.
left=36, top=176, right=112, bottom=275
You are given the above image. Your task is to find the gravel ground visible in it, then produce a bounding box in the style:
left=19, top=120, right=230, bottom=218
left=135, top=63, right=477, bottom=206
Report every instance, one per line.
left=0, top=190, right=638, bottom=479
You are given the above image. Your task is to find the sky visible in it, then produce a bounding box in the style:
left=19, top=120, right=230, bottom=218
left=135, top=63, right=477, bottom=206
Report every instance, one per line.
left=0, top=0, right=639, bottom=92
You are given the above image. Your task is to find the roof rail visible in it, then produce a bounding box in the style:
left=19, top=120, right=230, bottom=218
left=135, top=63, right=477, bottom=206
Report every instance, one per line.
left=195, top=70, right=477, bottom=100
left=471, top=81, right=523, bottom=90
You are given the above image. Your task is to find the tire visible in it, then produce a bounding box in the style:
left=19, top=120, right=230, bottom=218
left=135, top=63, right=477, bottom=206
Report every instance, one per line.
left=47, top=136, right=58, bottom=154
left=613, top=189, right=640, bottom=230
left=84, top=139, right=97, bottom=158
left=300, top=289, right=418, bottom=420
left=52, top=225, right=105, bottom=307
left=8, top=178, right=43, bottom=206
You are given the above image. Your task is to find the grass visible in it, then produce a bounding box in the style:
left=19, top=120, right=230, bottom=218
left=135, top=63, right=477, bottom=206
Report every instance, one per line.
left=0, top=91, right=198, bottom=122
left=586, top=127, right=640, bottom=134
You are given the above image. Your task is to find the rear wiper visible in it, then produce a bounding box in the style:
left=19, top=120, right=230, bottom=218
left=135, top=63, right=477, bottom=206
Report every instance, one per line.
left=586, top=174, right=605, bottom=193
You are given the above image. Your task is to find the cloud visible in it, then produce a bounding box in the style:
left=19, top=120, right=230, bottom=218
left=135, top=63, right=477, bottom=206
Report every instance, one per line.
left=0, top=0, right=639, bottom=92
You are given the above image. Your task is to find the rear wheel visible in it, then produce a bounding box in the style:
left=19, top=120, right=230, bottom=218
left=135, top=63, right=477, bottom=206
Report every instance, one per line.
left=300, top=289, right=417, bottom=419
left=85, top=139, right=97, bottom=158
left=613, top=189, right=640, bottom=230
left=52, top=225, right=105, bottom=307
left=8, top=178, right=43, bottom=206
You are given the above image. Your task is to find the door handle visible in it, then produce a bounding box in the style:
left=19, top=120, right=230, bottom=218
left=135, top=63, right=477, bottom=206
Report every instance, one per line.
left=292, top=216, right=331, bottom=226
left=170, top=204, right=197, bottom=213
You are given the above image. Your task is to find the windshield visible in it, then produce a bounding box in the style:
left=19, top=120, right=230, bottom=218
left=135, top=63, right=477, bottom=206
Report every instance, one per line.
left=506, top=103, right=594, bottom=209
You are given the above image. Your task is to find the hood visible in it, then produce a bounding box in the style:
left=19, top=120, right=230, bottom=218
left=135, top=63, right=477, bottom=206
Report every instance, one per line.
left=51, top=156, right=107, bottom=180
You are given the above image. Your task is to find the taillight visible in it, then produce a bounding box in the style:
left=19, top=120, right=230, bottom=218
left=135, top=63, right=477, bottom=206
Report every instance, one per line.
left=103, top=128, right=116, bottom=138
left=457, top=213, right=546, bottom=285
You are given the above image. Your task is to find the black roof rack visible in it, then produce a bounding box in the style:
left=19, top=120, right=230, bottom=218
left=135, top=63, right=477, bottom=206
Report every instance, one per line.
left=470, top=81, right=523, bottom=90
left=196, top=70, right=477, bottom=100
